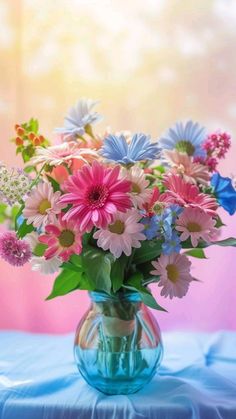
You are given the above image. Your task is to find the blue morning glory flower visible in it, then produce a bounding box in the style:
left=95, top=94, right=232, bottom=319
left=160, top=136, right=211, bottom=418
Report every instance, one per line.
left=211, top=172, right=236, bottom=215
left=100, top=133, right=161, bottom=164
left=159, top=120, right=207, bottom=158
left=162, top=231, right=181, bottom=255
left=141, top=215, right=160, bottom=240
left=55, top=99, right=102, bottom=139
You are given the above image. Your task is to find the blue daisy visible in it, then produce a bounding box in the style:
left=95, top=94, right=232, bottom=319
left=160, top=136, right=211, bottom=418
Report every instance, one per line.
left=141, top=215, right=160, bottom=240
left=100, top=133, right=161, bottom=164
left=55, top=99, right=102, bottom=139
left=159, top=120, right=207, bottom=158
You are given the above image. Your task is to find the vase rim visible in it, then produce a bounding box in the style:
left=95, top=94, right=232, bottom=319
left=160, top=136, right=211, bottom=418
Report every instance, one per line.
left=89, top=290, right=142, bottom=303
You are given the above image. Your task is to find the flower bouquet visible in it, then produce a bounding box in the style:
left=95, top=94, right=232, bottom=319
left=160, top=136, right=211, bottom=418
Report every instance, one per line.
left=0, top=99, right=236, bottom=394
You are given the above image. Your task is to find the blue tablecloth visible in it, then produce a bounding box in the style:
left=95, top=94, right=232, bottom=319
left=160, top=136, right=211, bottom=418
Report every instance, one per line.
left=0, top=331, right=235, bottom=419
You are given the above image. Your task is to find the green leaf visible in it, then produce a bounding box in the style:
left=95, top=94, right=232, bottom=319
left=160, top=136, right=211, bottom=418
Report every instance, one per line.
left=24, top=165, right=36, bottom=174
left=61, top=262, right=83, bottom=273
left=133, top=240, right=162, bottom=265
left=124, top=272, right=167, bottom=312
left=215, top=216, right=226, bottom=228
left=29, top=118, right=39, bottom=133
left=154, top=165, right=165, bottom=174
left=110, top=255, right=128, bottom=293
left=46, top=269, right=81, bottom=300
left=184, top=248, right=207, bottom=259
left=82, top=246, right=113, bottom=294
left=33, top=243, right=47, bottom=257
left=46, top=175, right=61, bottom=192
left=181, top=239, right=208, bottom=249
left=212, top=237, right=236, bottom=247
left=17, top=219, right=34, bottom=239
left=14, top=204, right=24, bottom=230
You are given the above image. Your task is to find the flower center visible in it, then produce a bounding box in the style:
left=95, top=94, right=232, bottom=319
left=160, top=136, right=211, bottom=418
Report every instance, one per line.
left=131, top=182, right=141, bottom=194
left=38, top=199, right=51, bottom=215
left=166, top=264, right=179, bottom=283
left=86, top=185, right=109, bottom=209
left=187, top=221, right=202, bottom=232
left=108, top=220, right=125, bottom=234
left=58, top=229, right=75, bottom=247
left=175, top=140, right=195, bottom=156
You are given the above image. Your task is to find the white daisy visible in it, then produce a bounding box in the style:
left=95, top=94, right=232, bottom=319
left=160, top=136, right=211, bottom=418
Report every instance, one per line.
left=121, top=165, right=152, bottom=208
left=31, top=256, right=62, bottom=275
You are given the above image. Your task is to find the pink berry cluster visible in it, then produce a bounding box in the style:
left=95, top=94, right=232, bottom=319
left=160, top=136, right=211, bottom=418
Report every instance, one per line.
left=201, top=131, right=231, bottom=171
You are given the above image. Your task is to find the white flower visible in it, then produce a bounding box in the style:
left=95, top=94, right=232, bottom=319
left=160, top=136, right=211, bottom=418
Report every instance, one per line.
left=93, top=209, right=146, bottom=259
left=121, top=165, right=152, bottom=208
left=31, top=256, right=62, bottom=275
left=0, top=165, right=31, bottom=205
left=55, top=99, right=102, bottom=139
left=30, top=142, right=98, bottom=167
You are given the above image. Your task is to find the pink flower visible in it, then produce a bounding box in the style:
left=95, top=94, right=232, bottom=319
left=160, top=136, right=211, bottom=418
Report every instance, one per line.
left=165, top=150, right=210, bottom=185
left=150, top=253, right=193, bottom=299
left=39, top=215, right=82, bottom=261
left=162, top=174, right=218, bottom=215
left=121, top=165, right=152, bottom=208
left=23, top=182, right=65, bottom=228
left=30, top=142, right=98, bottom=168
left=60, top=161, right=132, bottom=232
left=175, top=207, right=217, bottom=247
left=93, top=209, right=145, bottom=258
left=0, top=231, right=31, bottom=266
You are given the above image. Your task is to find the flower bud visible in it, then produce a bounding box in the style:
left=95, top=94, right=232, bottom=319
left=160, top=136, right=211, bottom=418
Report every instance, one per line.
left=15, top=137, right=24, bottom=146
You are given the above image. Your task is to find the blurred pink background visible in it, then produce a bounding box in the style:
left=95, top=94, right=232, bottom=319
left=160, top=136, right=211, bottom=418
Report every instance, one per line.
left=0, top=0, right=236, bottom=333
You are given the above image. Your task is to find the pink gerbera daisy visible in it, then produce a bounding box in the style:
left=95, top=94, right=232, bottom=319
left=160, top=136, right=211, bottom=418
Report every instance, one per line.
left=93, top=209, right=146, bottom=258
left=150, top=253, right=193, bottom=299
left=162, top=174, right=217, bottom=215
left=39, top=215, right=82, bottom=261
left=23, top=182, right=65, bottom=228
left=0, top=231, right=31, bottom=266
left=60, top=161, right=132, bottom=232
left=175, top=207, right=217, bottom=247
left=165, top=150, right=210, bottom=185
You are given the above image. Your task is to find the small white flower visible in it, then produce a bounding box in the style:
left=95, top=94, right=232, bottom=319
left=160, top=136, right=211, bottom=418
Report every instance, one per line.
left=121, top=165, right=152, bottom=208
left=0, top=165, right=31, bottom=205
left=30, top=256, right=62, bottom=275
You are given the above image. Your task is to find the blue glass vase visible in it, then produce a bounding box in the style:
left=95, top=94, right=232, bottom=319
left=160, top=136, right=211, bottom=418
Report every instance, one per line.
left=74, top=291, right=163, bottom=395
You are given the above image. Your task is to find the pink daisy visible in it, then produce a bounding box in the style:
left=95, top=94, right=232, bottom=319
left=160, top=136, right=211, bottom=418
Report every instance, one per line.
left=150, top=253, right=193, bottom=299
left=60, top=161, right=132, bottom=232
left=0, top=231, right=31, bottom=267
left=175, top=207, right=217, bottom=247
left=39, top=215, right=82, bottom=261
left=23, top=182, right=65, bottom=228
left=165, top=150, right=210, bottom=185
left=162, top=174, right=218, bottom=215
left=93, top=209, right=145, bottom=258
left=30, top=142, right=98, bottom=168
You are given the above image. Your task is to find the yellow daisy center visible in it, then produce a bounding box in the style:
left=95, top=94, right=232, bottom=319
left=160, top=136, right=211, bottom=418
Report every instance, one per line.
left=108, top=220, right=125, bottom=234
left=38, top=199, right=51, bottom=215
left=59, top=229, right=75, bottom=247
left=187, top=222, right=202, bottom=232
left=166, top=264, right=179, bottom=283
left=131, top=182, right=141, bottom=194
left=175, top=140, right=195, bottom=156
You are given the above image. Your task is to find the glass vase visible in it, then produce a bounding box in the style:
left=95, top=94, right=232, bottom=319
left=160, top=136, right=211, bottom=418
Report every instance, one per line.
left=74, top=291, right=163, bottom=395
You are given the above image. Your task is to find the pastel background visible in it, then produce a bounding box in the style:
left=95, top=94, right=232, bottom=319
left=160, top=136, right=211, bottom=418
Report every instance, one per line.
left=0, top=0, right=235, bottom=333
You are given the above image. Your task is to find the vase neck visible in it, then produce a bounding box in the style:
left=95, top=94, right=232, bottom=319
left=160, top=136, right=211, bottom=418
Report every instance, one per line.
left=89, top=291, right=141, bottom=303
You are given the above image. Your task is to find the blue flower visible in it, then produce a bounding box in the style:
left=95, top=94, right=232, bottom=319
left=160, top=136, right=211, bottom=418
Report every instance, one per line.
left=55, top=99, right=102, bottom=139
left=211, top=173, right=236, bottom=215
left=156, top=209, right=173, bottom=240
left=166, top=204, right=183, bottom=222
left=162, top=231, right=181, bottom=255
left=159, top=120, right=207, bottom=158
left=100, top=133, right=161, bottom=164
left=141, top=215, right=160, bottom=240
